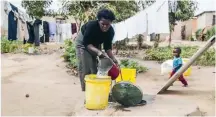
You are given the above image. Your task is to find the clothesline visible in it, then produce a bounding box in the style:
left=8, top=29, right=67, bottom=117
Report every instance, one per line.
left=2, top=1, right=78, bottom=46
left=112, top=0, right=170, bottom=43
left=2, top=1, right=170, bottom=45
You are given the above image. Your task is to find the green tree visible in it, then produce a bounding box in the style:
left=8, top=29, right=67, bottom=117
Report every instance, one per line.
left=60, top=1, right=140, bottom=31
left=168, top=0, right=198, bottom=46
left=21, top=0, right=53, bottom=18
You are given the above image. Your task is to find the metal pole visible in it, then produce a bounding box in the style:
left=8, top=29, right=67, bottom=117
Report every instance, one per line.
left=157, top=35, right=215, bottom=94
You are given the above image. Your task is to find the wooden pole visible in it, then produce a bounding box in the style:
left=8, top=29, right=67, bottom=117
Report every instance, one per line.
left=157, top=35, right=215, bottom=94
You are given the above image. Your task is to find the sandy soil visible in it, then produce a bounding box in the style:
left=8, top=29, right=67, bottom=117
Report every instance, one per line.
left=1, top=48, right=215, bottom=116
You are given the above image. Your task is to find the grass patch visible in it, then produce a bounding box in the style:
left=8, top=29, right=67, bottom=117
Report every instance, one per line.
left=61, top=39, right=78, bottom=76
left=1, top=36, right=23, bottom=53
left=143, top=46, right=215, bottom=66
left=120, top=59, right=148, bottom=73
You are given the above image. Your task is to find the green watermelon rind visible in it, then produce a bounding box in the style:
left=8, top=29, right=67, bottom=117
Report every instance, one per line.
left=112, top=81, right=143, bottom=107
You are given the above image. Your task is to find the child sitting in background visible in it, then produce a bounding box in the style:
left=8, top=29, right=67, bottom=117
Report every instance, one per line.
left=170, top=47, right=188, bottom=87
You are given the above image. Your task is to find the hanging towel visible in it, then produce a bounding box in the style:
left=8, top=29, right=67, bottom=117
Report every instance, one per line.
left=48, top=22, right=56, bottom=42
left=56, top=22, right=62, bottom=43
left=60, top=23, right=66, bottom=41
left=56, top=22, right=62, bottom=35
left=60, top=23, right=72, bottom=41
left=71, top=23, right=77, bottom=34
left=66, top=23, right=72, bottom=39
left=48, top=22, right=56, bottom=36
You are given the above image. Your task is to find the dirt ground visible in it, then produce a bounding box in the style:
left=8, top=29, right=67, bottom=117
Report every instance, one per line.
left=1, top=45, right=215, bottom=116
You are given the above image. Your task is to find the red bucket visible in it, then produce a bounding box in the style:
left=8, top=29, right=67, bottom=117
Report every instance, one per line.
left=108, top=64, right=120, bottom=80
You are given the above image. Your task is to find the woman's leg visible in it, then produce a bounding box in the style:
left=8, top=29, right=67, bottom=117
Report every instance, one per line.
left=76, top=47, right=86, bottom=91
left=89, top=55, right=98, bottom=74
left=80, top=49, right=97, bottom=91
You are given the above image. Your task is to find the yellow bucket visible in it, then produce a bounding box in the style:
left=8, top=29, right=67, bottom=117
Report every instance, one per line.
left=85, top=74, right=111, bottom=110
left=116, top=68, right=136, bottom=83
left=182, top=58, right=192, bottom=76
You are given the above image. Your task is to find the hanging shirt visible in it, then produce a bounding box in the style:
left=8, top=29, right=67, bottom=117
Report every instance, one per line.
left=26, top=21, right=35, bottom=44
left=16, top=9, right=26, bottom=41
left=48, top=22, right=56, bottom=35
left=24, top=22, right=29, bottom=41
left=2, top=1, right=11, bottom=33
left=43, top=21, right=49, bottom=35
left=18, top=9, right=29, bottom=41
left=43, top=21, right=50, bottom=42
left=16, top=18, right=25, bottom=40
left=8, top=3, right=18, bottom=40
left=33, top=19, right=42, bottom=46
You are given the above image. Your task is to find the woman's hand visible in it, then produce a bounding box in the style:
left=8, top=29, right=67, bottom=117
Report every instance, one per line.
left=98, top=51, right=109, bottom=58
left=112, top=58, right=118, bottom=65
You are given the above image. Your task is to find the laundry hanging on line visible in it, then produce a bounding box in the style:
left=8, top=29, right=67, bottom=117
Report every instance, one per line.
left=43, top=21, right=50, bottom=43
left=8, top=3, right=18, bottom=41
left=16, top=9, right=29, bottom=42
left=112, top=0, right=170, bottom=42
left=2, top=1, right=78, bottom=46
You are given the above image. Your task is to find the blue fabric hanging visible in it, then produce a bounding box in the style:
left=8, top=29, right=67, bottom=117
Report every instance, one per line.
left=8, top=3, right=18, bottom=40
